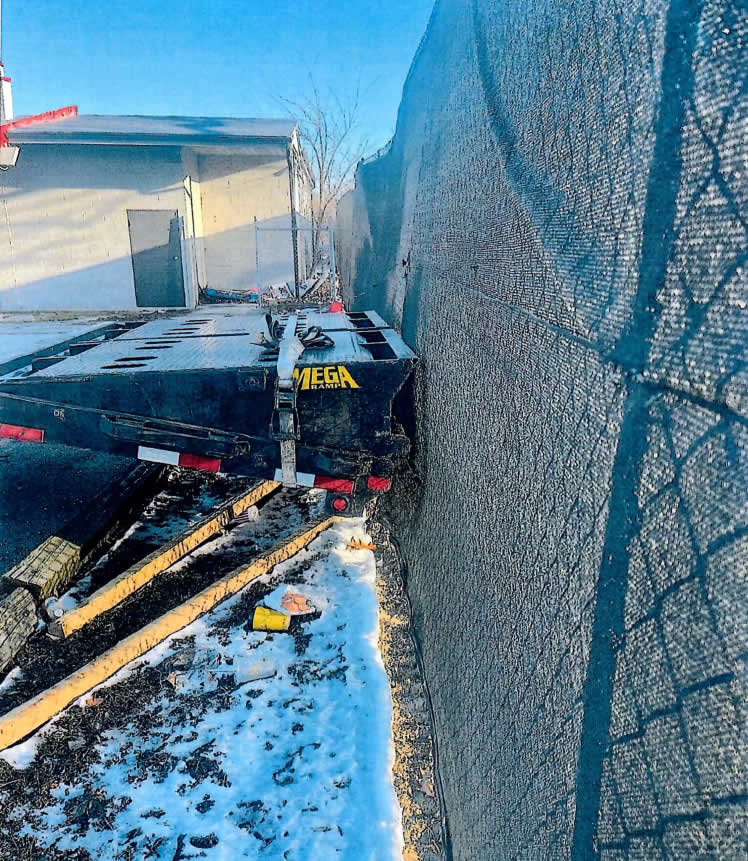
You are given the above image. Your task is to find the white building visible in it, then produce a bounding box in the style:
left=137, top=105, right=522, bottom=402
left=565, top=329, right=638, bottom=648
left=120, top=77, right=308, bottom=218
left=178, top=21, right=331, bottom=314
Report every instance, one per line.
left=0, top=114, right=313, bottom=310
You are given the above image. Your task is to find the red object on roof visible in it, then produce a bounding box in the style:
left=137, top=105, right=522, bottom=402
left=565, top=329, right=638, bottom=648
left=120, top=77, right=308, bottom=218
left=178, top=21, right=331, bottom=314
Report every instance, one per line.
left=0, top=105, right=78, bottom=147
left=329, top=300, right=344, bottom=313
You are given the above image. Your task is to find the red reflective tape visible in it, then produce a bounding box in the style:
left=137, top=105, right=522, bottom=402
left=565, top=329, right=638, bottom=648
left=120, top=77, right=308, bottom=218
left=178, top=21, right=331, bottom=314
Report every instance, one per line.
left=178, top=453, right=221, bottom=473
left=367, top=476, right=392, bottom=492
left=313, top=476, right=354, bottom=493
left=1, top=77, right=11, bottom=83
left=0, top=423, right=45, bottom=443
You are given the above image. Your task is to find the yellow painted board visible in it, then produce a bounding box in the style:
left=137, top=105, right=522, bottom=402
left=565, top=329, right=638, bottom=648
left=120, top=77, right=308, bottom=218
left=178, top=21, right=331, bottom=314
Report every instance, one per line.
left=49, top=480, right=280, bottom=640
left=0, top=515, right=342, bottom=752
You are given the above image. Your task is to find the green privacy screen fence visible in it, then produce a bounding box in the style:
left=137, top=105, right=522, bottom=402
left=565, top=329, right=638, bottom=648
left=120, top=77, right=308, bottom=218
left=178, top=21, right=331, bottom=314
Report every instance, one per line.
left=337, top=1, right=746, bottom=858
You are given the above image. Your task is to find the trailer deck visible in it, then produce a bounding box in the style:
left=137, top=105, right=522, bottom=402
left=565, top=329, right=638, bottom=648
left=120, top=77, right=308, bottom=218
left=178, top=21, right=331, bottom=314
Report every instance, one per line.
left=18, top=307, right=409, bottom=374
left=0, top=307, right=417, bottom=512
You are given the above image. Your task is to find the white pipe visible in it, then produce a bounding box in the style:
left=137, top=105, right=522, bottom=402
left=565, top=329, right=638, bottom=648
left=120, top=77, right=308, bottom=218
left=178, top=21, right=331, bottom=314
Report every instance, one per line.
left=0, top=0, right=10, bottom=124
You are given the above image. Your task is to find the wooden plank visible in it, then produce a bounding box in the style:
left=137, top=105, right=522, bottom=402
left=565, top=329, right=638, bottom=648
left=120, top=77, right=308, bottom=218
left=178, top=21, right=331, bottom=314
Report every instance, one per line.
left=0, top=515, right=342, bottom=752
left=48, top=480, right=280, bottom=639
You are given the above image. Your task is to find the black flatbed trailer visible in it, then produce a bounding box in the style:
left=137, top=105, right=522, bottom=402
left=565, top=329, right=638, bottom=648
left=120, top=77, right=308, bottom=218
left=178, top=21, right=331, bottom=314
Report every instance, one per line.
left=0, top=306, right=418, bottom=514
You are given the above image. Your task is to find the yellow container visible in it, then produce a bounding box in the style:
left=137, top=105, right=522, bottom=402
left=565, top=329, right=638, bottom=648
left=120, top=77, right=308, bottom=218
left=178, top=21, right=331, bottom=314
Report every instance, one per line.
left=252, top=606, right=291, bottom=632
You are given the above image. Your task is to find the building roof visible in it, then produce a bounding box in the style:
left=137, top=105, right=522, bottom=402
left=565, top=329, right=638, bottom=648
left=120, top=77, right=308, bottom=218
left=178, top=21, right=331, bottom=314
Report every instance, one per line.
left=6, top=114, right=297, bottom=146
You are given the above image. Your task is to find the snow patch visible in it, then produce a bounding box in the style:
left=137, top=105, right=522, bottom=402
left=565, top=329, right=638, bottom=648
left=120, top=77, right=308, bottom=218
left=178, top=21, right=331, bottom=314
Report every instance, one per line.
left=6, top=520, right=403, bottom=859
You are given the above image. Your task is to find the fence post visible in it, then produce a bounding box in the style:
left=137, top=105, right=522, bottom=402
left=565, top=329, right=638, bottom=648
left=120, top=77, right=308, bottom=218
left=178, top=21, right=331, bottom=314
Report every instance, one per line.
left=328, top=219, right=337, bottom=301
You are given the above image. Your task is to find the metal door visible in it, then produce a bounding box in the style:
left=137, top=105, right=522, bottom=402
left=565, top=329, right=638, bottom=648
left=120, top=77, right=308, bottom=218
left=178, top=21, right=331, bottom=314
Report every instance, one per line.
left=127, top=210, right=186, bottom=307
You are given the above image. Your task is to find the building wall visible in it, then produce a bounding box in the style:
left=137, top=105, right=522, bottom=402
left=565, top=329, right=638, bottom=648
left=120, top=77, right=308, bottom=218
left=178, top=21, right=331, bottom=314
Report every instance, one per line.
left=198, top=151, right=297, bottom=291
left=0, top=139, right=304, bottom=309
left=0, top=144, right=191, bottom=311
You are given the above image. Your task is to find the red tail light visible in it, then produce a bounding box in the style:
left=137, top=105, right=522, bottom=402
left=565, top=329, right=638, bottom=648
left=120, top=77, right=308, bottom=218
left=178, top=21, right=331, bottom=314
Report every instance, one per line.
left=367, top=477, right=391, bottom=492
left=314, top=476, right=354, bottom=493
left=0, top=423, right=45, bottom=443
left=331, top=496, right=349, bottom=512
left=178, top=453, right=221, bottom=473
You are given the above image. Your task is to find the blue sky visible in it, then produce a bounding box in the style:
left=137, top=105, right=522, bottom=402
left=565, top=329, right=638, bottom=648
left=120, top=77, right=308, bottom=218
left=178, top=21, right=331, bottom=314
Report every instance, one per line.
left=2, top=0, right=434, bottom=152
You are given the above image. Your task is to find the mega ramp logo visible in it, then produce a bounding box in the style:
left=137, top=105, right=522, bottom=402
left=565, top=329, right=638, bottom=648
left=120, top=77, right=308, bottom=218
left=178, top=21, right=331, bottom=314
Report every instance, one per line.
left=293, top=365, right=360, bottom=391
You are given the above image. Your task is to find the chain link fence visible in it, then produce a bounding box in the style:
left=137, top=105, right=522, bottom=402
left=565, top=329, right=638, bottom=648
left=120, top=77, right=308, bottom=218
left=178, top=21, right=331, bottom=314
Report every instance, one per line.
left=337, top=1, right=746, bottom=858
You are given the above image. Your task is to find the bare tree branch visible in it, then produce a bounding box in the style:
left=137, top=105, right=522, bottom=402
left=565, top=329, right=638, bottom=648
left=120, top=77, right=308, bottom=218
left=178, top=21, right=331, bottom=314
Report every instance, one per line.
left=277, top=75, right=368, bottom=264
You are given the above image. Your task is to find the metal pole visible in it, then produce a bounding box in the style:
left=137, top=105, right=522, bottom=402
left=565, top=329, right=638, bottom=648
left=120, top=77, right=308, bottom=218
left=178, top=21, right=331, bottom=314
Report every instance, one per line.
left=328, top=219, right=337, bottom=301
left=0, top=0, right=13, bottom=127
left=254, top=216, right=260, bottom=294
left=286, top=146, right=300, bottom=300
left=0, top=0, right=5, bottom=124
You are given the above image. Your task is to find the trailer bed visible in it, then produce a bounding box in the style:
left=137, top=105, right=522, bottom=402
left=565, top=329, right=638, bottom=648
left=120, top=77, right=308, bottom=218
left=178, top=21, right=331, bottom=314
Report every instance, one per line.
left=0, top=307, right=417, bottom=507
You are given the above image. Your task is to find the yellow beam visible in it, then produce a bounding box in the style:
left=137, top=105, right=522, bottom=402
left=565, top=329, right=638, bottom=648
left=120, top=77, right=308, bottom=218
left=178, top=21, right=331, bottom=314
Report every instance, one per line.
left=0, top=515, right=342, bottom=752
left=49, top=480, right=281, bottom=640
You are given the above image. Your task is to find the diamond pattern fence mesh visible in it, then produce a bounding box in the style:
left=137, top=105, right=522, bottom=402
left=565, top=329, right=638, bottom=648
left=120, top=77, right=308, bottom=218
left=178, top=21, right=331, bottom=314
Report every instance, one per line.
left=336, top=1, right=746, bottom=858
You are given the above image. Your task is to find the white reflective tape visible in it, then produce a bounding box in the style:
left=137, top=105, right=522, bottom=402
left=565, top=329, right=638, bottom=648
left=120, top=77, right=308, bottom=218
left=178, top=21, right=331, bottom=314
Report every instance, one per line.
left=273, top=468, right=315, bottom=487
left=280, top=439, right=297, bottom=487
left=138, top=446, right=180, bottom=466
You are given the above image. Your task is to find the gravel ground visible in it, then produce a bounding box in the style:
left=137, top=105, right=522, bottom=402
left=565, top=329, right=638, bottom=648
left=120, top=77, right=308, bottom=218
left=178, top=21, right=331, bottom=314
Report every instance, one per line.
left=370, top=515, right=448, bottom=861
